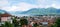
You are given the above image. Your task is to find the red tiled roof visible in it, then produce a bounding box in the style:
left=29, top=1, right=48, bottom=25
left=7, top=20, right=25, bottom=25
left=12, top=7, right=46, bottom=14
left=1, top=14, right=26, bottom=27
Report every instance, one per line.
left=0, top=14, right=11, bottom=17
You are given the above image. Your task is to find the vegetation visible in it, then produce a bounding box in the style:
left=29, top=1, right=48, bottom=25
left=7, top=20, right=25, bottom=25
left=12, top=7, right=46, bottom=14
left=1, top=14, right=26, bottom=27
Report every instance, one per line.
left=1, top=17, right=60, bottom=27
left=12, top=17, right=19, bottom=27
left=1, top=22, right=14, bottom=27
left=51, top=18, right=60, bottom=27
left=33, top=23, right=39, bottom=27
left=0, top=16, right=28, bottom=27
left=20, top=19, right=28, bottom=27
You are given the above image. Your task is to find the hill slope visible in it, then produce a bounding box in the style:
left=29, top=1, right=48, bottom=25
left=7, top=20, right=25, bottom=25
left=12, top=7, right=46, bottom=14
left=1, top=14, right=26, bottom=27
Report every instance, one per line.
left=20, top=8, right=60, bottom=16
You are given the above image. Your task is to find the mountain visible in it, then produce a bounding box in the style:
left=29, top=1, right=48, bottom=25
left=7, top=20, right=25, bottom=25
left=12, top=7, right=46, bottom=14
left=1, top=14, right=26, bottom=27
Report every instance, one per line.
left=20, top=7, right=60, bottom=16
left=0, top=9, right=7, bottom=14
left=0, top=9, right=11, bottom=15
left=9, top=11, right=22, bottom=14
left=56, top=9, right=60, bottom=13
left=1, top=7, right=60, bottom=16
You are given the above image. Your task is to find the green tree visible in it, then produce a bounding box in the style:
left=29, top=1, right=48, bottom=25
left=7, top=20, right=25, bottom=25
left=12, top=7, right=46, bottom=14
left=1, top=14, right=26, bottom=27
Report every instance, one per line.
left=51, top=18, right=60, bottom=27
left=33, top=23, right=39, bottom=27
left=51, top=23, right=57, bottom=27
left=1, top=24, right=5, bottom=27
left=20, top=19, right=28, bottom=27
left=12, top=18, right=19, bottom=27
left=5, top=22, right=14, bottom=27
left=55, top=18, right=60, bottom=27
left=1, top=22, right=14, bottom=27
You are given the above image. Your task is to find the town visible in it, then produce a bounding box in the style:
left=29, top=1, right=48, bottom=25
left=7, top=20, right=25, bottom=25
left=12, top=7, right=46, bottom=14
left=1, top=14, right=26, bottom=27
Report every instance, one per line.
left=0, top=0, right=60, bottom=27
left=0, top=10, right=60, bottom=27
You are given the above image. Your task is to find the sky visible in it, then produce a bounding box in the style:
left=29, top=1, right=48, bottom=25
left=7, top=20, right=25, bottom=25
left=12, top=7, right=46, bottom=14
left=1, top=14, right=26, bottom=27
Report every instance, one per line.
left=0, top=0, right=60, bottom=11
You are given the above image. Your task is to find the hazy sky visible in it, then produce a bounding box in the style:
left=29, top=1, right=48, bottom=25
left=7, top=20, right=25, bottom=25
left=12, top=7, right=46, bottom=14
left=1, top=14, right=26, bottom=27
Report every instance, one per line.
left=0, top=0, right=60, bottom=11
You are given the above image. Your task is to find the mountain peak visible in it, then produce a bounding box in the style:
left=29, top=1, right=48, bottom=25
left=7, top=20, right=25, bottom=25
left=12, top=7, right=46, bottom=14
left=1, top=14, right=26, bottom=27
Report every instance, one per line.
left=20, top=8, right=60, bottom=16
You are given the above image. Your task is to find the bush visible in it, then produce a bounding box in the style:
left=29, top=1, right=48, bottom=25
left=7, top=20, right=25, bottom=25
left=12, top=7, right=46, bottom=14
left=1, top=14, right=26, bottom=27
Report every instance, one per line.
left=20, top=19, right=28, bottom=26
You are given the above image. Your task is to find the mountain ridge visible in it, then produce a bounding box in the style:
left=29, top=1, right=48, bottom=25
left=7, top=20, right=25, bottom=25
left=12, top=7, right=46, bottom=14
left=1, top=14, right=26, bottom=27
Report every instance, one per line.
left=20, top=8, right=60, bottom=16
left=0, top=7, right=60, bottom=16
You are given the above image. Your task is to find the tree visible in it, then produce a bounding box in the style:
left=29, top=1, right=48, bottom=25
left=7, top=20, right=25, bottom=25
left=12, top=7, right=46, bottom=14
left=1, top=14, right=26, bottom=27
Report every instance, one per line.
left=20, top=19, right=28, bottom=27
left=51, top=18, right=60, bottom=27
left=12, top=18, right=19, bottom=27
left=1, top=22, right=14, bottom=27
left=55, top=18, right=60, bottom=27
left=51, top=23, right=57, bottom=27
left=33, top=23, right=39, bottom=27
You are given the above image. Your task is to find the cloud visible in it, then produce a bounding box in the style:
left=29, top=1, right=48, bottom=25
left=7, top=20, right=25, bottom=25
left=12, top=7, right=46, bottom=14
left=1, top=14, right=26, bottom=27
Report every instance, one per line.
left=37, top=0, right=60, bottom=8
left=1, top=2, right=38, bottom=11
left=0, top=0, right=8, bottom=7
left=1, top=0, right=60, bottom=11
left=0, top=0, right=38, bottom=11
left=1, top=6, right=17, bottom=11
left=16, top=2, right=38, bottom=11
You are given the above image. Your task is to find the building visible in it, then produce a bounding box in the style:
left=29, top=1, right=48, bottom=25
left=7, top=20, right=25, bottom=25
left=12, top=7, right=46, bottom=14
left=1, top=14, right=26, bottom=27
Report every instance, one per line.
left=0, top=10, right=12, bottom=26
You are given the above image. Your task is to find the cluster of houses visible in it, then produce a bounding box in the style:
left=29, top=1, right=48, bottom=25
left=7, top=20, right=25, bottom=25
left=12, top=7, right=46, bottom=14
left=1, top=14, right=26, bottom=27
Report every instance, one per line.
left=27, top=16, right=56, bottom=27
left=0, top=10, right=60, bottom=27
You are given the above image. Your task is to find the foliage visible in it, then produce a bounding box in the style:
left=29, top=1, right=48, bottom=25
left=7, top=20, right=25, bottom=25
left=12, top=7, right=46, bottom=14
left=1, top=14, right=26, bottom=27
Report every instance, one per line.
left=51, top=23, right=57, bottom=27
left=51, top=18, right=60, bottom=27
left=12, top=18, right=19, bottom=27
left=20, top=19, right=28, bottom=25
left=1, top=22, right=14, bottom=27
left=55, top=18, right=60, bottom=27
left=33, top=23, right=39, bottom=27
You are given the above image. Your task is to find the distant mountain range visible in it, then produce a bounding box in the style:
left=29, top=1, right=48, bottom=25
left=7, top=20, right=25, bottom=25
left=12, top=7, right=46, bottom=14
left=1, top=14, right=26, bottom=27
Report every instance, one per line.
left=0, top=7, right=60, bottom=16
left=19, top=7, right=60, bottom=16
left=0, top=9, right=8, bottom=14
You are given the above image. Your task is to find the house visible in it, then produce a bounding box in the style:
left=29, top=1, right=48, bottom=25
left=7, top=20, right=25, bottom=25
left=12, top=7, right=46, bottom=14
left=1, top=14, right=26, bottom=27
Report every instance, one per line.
left=1, top=13, right=11, bottom=22
left=0, top=10, right=12, bottom=25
